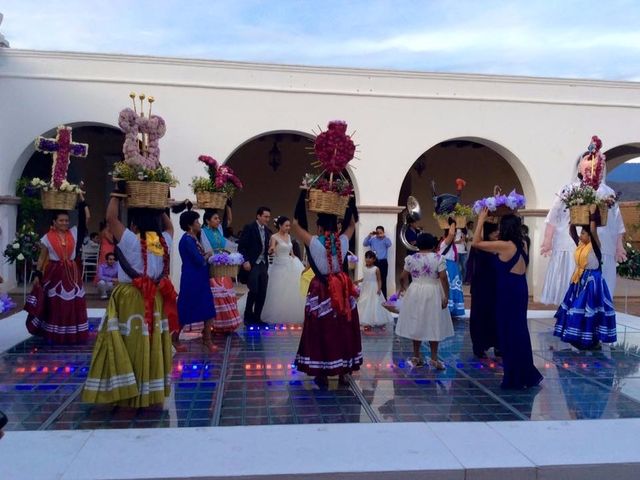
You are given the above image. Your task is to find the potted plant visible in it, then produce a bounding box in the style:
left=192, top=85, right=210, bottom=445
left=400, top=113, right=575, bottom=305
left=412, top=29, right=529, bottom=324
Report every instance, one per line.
left=559, top=184, right=610, bottom=226
left=191, top=155, right=243, bottom=209
left=433, top=203, right=474, bottom=230
left=113, top=93, right=178, bottom=208
left=302, top=120, right=356, bottom=216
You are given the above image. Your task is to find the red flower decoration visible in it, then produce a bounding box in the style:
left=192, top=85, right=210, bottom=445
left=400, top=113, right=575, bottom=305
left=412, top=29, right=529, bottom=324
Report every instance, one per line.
left=314, top=120, right=356, bottom=174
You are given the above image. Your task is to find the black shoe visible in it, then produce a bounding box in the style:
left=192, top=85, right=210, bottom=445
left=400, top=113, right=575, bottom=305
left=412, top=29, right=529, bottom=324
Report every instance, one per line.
left=253, top=320, right=270, bottom=329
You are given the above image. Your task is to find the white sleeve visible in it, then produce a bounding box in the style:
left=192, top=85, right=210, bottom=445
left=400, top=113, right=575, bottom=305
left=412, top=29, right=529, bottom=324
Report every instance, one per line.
left=119, top=229, right=138, bottom=253
left=162, top=231, right=173, bottom=250
left=545, top=190, right=568, bottom=227
left=200, top=232, right=212, bottom=253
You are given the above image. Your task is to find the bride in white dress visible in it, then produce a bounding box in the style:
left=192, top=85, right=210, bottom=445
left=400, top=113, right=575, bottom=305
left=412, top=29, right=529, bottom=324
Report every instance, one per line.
left=261, top=216, right=306, bottom=324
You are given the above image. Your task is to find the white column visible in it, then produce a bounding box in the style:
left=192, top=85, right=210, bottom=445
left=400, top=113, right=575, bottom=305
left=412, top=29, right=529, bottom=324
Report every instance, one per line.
left=357, top=206, right=403, bottom=296
left=0, top=199, right=19, bottom=289
left=521, top=210, right=549, bottom=303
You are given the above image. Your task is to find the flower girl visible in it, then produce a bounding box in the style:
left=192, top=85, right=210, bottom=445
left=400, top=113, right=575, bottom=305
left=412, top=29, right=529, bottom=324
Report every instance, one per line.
left=395, top=233, right=454, bottom=369
left=357, top=251, right=393, bottom=329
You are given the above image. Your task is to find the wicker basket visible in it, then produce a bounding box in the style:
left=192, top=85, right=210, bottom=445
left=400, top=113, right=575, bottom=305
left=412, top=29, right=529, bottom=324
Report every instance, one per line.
left=41, top=190, right=78, bottom=210
left=454, top=215, right=467, bottom=227
left=126, top=181, right=169, bottom=209
left=382, top=302, right=399, bottom=315
left=210, top=264, right=240, bottom=278
left=569, top=205, right=591, bottom=225
left=308, top=189, right=349, bottom=216
left=436, top=216, right=451, bottom=230
left=598, top=205, right=608, bottom=227
left=196, top=191, right=227, bottom=210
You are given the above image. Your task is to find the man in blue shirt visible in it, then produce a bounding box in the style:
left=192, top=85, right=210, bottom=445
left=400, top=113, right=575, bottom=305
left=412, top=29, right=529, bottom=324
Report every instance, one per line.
left=363, top=226, right=392, bottom=298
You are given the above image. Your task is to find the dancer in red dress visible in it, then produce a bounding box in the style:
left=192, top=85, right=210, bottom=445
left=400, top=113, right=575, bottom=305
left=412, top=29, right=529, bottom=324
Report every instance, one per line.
left=26, top=210, right=88, bottom=344
left=291, top=192, right=362, bottom=386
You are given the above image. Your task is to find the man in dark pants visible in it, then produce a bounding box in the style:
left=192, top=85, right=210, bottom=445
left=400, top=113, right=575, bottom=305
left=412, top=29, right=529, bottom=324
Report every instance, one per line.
left=363, top=225, right=392, bottom=298
left=238, top=206, right=271, bottom=327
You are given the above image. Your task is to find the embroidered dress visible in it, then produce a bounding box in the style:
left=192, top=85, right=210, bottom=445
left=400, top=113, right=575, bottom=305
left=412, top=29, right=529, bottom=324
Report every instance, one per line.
left=395, top=252, right=454, bottom=342
left=26, top=226, right=88, bottom=344
left=83, top=229, right=175, bottom=407
left=554, top=242, right=616, bottom=348
left=295, top=234, right=363, bottom=376
left=262, top=235, right=305, bottom=324
left=201, top=226, right=241, bottom=332
left=438, top=240, right=465, bottom=317
left=358, top=265, right=393, bottom=327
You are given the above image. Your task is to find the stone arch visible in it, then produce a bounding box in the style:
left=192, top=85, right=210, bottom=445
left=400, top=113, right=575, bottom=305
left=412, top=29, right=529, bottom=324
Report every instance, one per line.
left=13, top=122, right=123, bottom=234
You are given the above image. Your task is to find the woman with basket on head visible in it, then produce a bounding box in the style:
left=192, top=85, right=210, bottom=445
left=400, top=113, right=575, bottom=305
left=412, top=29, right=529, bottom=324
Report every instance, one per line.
left=291, top=190, right=363, bottom=387
left=200, top=207, right=242, bottom=334
left=26, top=201, right=90, bottom=345
left=83, top=191, right=177, bottom=407
left=553, top=206, right=616, bottom=350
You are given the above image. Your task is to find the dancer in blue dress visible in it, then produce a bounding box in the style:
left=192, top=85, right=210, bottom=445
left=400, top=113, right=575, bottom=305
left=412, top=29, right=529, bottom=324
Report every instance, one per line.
left=472, top=210, right=543, bottom=389
left=438, top=222, right=465, bottom=317
left=175, top=205, right=216, bottom=352
left=553, top=206, right=616, bottom=350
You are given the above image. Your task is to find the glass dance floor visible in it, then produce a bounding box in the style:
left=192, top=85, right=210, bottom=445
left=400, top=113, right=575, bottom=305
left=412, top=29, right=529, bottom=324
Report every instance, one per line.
left=2, top=315, right=640, bottom=430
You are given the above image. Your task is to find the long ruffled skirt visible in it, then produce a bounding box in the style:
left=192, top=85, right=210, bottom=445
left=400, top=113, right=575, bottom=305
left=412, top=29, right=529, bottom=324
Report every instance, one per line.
left=25, top=260, right=88, bottom=344
left=211, top=277, right=241, bottom=333
left=554, top=269, right=617, bottom=349
left=82, top=283, right=173, bottom=407
left=295, top=277, right=363, bottom=376
left=445, top=259, right=465, bottom=317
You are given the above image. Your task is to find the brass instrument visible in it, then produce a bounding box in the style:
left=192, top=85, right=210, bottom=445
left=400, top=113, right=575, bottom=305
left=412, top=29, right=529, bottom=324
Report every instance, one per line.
left=400, top=195, right=421, bottom=252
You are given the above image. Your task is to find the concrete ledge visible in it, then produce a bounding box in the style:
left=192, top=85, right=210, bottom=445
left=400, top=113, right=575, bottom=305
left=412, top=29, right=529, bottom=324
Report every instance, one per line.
left=2, top=420, right=640, bottom=480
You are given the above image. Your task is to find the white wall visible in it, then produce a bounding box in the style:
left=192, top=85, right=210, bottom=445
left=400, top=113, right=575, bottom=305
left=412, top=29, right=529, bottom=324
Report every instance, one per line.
left=1, top=49, right=639, bottom=295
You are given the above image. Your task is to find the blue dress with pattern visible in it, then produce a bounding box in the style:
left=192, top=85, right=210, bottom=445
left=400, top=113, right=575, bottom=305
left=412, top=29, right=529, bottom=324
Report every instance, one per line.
left=177, top=234, right=216, bottom=326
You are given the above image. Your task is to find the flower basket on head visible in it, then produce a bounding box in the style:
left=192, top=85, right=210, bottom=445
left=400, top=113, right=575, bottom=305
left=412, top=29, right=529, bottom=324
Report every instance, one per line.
left=560, top=184, right=610, bottom=227
left=308, top=187, right=350, bottom=216
left=302, top=120, right=356, bottom=216
left=32, top=125, right=88, bottom=211
left=191, top=155, right=243, bottom=210
left=196, top=191, right=227, bottom=210
left=208, top=252, right=244, bottom=279
left=125, top=180, right=170, bottom=209
left=473, top=186, right=525, bottom=223
left=40, top=189, right=78, bottom=210
left=434, top=203, right=473, bottom=230
left=116, top=93, right=177, bottom=209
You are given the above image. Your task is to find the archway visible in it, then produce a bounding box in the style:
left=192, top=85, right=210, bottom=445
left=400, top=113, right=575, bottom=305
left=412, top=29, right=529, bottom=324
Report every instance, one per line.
left=395, top=138, right=526, bottom=275
left=17, top=123, right=124, bottom=235
left=604, top=142, right=640, bottom=247
left=225, top=130, right=356, bottom=237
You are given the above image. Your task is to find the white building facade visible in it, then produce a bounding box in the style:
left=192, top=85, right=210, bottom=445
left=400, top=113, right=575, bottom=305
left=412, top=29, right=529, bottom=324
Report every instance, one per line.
left=1, top=49, right=639, bottom=298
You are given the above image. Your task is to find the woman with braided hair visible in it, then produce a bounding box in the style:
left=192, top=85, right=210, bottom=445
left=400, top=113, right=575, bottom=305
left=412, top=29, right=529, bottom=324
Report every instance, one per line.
left=291, top=192, right=363, bottom=387
left=83, top=194, right=177, bottom=407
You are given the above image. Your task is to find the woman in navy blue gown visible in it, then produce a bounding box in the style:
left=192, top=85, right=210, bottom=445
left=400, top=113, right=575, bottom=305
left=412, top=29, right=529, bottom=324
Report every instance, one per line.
left=176, top=206, right=216, bottom=352
left=472, top=210, right=543, bottom=389
left=468, top=222, right=499, bottom=358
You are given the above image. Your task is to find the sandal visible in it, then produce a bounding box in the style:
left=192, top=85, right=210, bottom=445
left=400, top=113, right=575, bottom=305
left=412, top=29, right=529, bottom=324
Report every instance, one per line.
left=429, top=359, right=446, bottom=370
left=409, top=357, right=425, bottom=367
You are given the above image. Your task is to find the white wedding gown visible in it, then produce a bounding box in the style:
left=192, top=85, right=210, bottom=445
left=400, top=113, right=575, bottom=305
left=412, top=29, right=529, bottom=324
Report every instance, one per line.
left=261, top=235, right=306, bottom=324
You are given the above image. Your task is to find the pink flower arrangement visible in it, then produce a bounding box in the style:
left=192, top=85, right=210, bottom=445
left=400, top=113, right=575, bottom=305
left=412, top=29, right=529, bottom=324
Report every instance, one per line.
left=192, top=155, right=243, bottom=196
left=119, top=108, right=166, bottom=169
left=314, top=120, right=356, bottom=174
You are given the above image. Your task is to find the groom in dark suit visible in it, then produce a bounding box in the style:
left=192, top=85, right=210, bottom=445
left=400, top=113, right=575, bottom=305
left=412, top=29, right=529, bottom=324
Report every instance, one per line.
left=238, top=206, right=272, bottom=327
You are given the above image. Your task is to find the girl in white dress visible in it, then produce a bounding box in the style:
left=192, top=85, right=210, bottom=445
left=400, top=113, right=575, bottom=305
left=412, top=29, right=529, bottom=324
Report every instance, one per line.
left=357, top=251, right=393, bottom=329
left=261, top=216, right=306, bottom=324
left=396, top=233, right=454, bottom=369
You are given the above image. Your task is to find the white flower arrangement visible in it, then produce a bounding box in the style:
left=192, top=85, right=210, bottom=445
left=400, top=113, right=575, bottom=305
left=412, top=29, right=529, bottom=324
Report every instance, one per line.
left=30, top=177, right=83, bottom=193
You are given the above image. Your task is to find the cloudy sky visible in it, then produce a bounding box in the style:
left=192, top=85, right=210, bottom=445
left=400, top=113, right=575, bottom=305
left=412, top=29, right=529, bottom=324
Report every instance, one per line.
left=2, top=0, right=640, bottom=81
